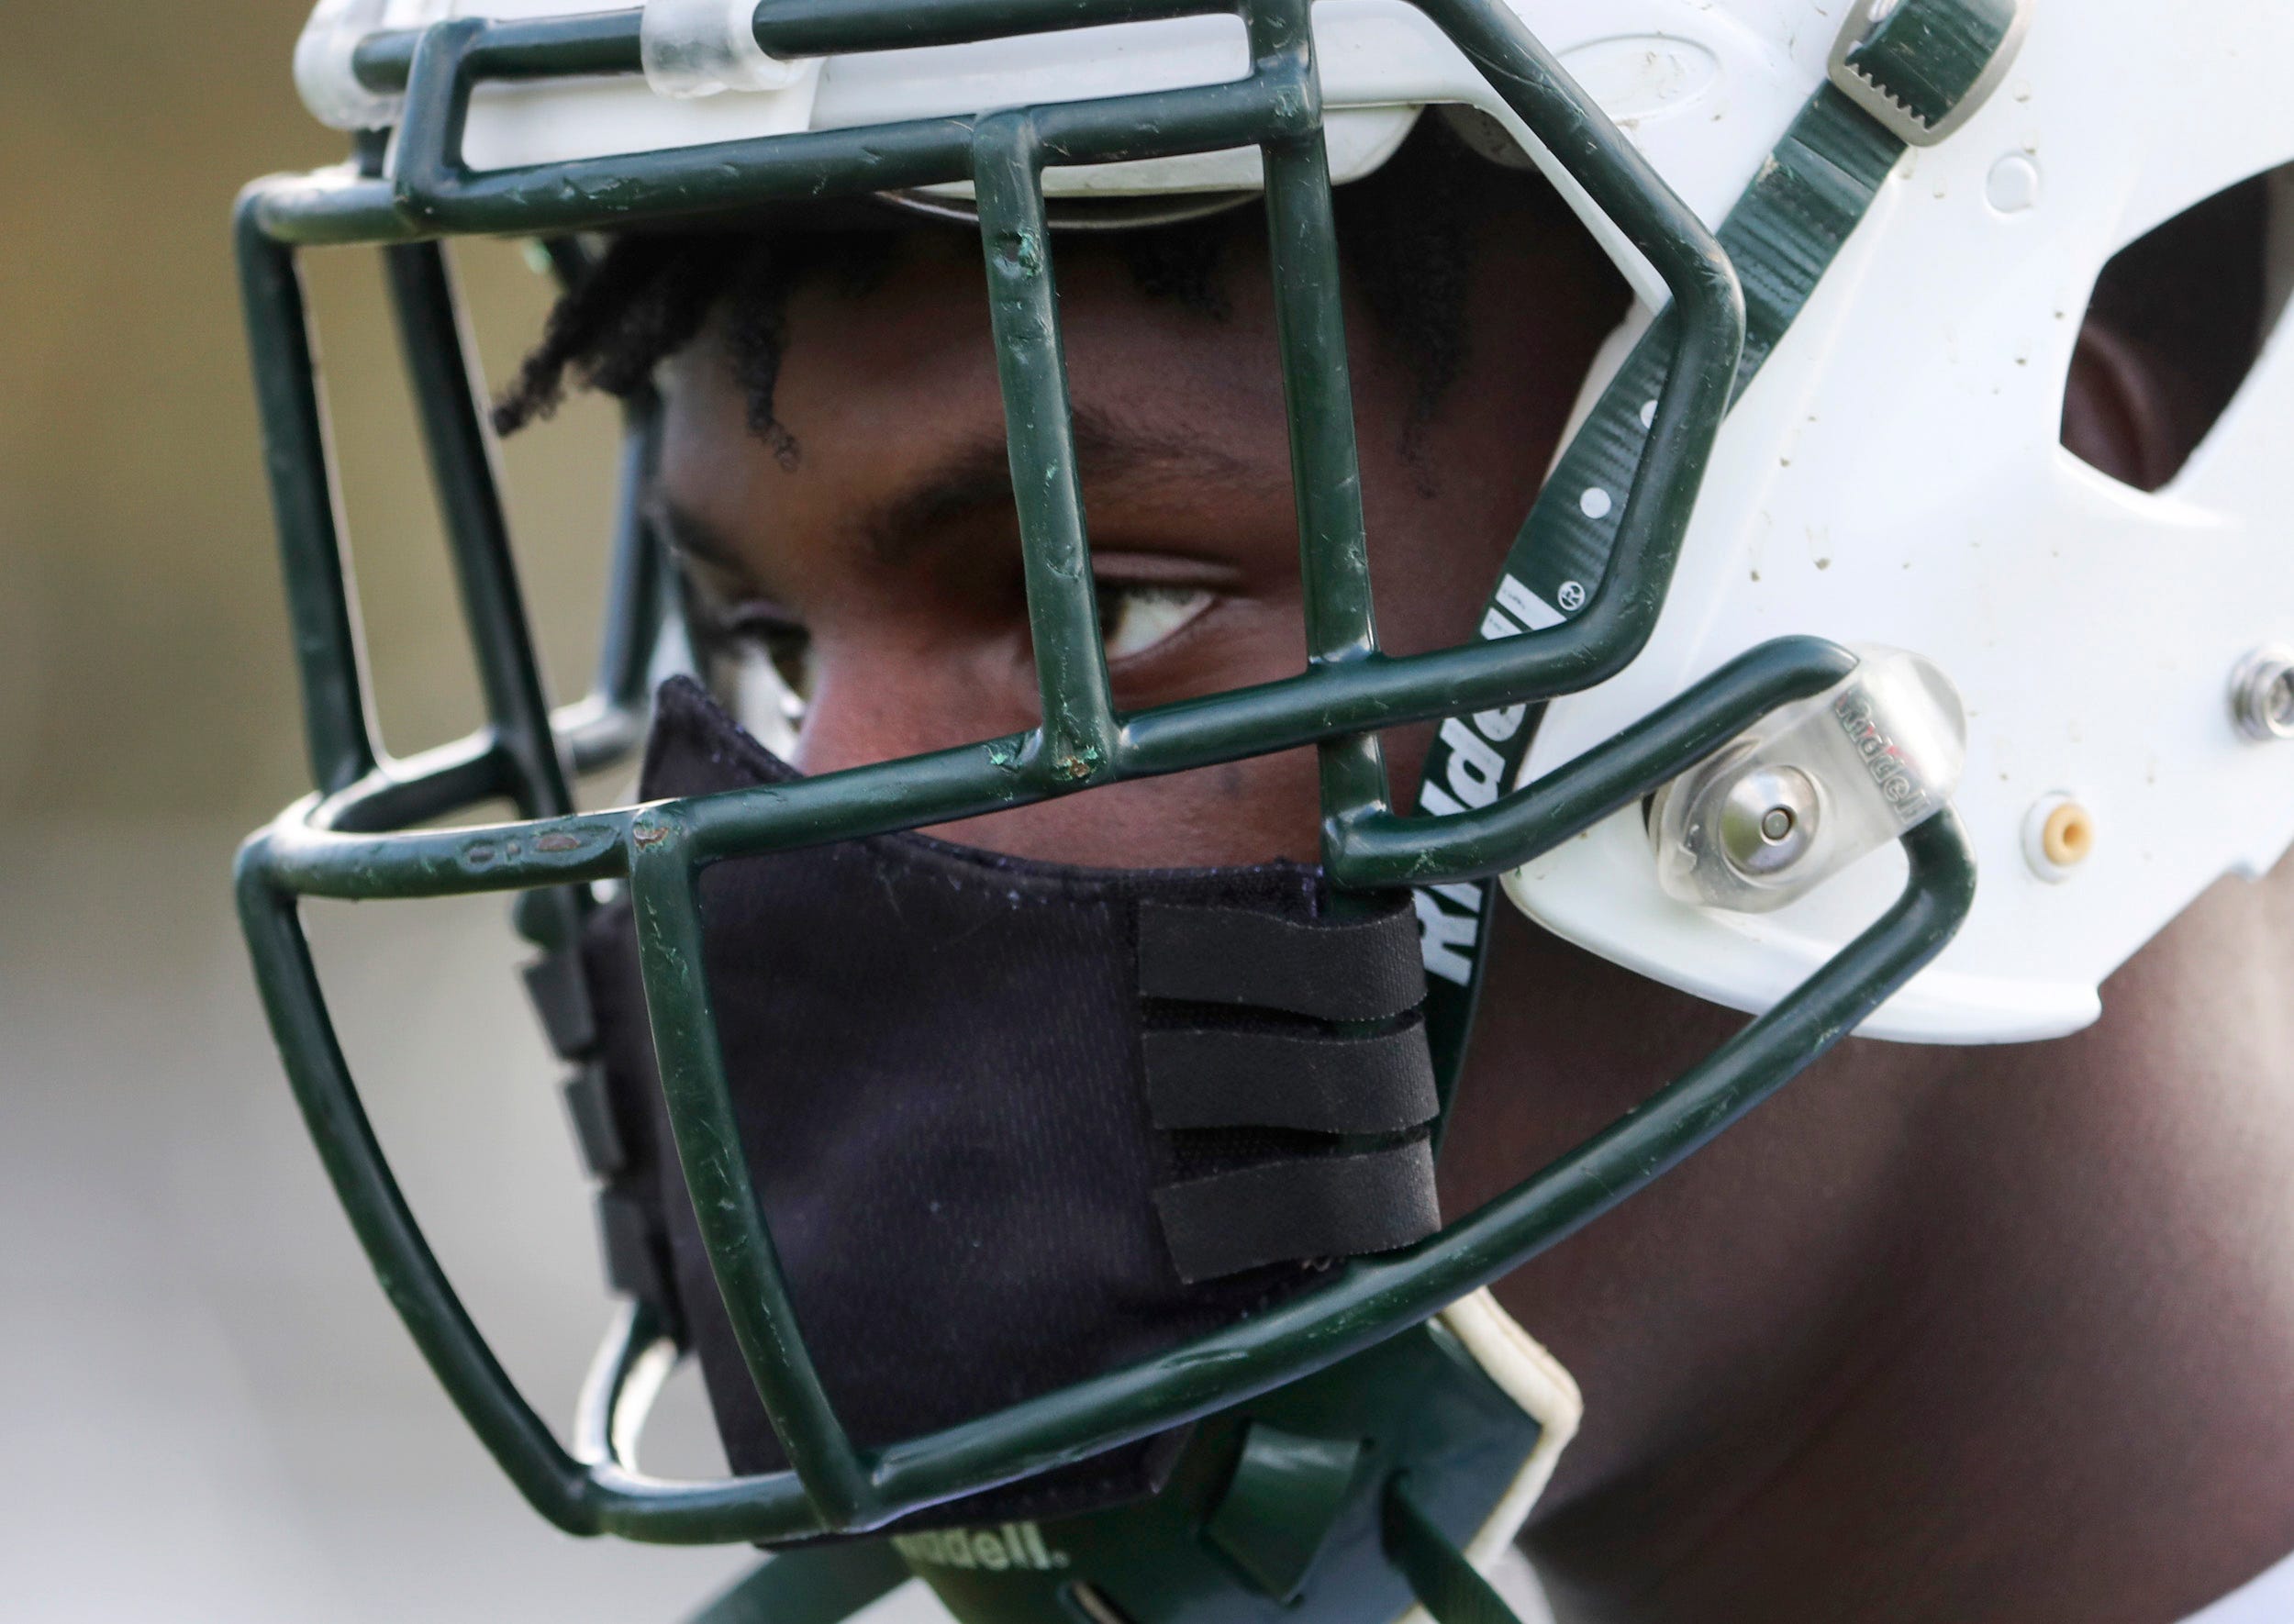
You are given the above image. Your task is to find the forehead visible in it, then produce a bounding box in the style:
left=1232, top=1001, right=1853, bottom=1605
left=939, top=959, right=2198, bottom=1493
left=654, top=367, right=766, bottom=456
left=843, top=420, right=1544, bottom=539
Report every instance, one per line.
left=640, top=128, right=1606, bottom=434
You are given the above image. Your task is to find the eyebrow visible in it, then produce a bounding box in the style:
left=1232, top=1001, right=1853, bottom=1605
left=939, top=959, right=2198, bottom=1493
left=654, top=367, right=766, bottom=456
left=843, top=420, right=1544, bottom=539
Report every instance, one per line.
left=855, top=406, right=1274, bottom=566
left=648, top=406, right=1280, bottom=594
left=646, top=495, right=749, bottom=581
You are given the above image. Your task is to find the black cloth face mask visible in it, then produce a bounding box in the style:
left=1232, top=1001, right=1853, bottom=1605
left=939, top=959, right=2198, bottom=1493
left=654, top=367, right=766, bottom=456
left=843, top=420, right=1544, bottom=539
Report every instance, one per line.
left=578, top=679, right=1442, bottom=1534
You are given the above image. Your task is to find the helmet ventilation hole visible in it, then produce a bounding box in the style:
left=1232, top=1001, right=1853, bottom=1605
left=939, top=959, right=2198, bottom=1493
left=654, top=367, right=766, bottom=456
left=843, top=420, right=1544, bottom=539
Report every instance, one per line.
left=2062, top=165, right=2294, bottom=492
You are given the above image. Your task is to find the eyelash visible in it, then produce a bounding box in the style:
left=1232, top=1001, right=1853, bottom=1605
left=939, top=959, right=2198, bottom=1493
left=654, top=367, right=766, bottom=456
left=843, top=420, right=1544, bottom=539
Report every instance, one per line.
left=718, top=603, right=816, bottom=707
left=719, top=581, right=1215, bottom=673
left=703, top=576, right=1220, bottom=741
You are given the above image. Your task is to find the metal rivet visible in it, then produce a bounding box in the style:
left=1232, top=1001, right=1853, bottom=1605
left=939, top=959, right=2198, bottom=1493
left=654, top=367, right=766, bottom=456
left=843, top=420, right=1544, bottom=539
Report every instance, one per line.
left=1718, top=765, right=1821, bottom=879
left=2024, top=794, right=2094, bottom=883
left=2231, top=646, right=2294, bottom=742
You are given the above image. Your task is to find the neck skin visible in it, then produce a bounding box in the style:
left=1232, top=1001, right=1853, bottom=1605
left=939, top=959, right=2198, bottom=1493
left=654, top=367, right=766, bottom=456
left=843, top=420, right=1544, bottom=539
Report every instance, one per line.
left=1442, top=854, right=2294, bottom=1624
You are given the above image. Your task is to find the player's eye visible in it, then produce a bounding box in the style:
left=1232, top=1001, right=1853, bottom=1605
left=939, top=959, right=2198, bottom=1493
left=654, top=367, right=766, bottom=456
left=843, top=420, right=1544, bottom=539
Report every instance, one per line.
left=1096, top=581, right=1215, bottom=662
left=739, top=613, right=816, bottom=705
left=719, top=602, right=815, bottom=733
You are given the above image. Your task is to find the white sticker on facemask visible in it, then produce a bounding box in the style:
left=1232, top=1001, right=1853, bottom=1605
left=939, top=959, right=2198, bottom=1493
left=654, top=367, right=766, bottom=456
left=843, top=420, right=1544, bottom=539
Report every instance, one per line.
left=641, top=0, right=809, bottom=97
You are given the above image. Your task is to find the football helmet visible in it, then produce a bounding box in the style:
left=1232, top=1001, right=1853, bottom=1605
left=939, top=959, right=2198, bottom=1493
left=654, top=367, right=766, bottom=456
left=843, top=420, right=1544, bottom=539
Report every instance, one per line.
left=231, top=0, right=2294, bottom=1617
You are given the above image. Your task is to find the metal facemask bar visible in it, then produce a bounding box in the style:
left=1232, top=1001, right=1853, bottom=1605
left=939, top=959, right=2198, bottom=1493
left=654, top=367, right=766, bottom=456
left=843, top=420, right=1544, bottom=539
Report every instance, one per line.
left=234, top=0, right=1987, bottom=1553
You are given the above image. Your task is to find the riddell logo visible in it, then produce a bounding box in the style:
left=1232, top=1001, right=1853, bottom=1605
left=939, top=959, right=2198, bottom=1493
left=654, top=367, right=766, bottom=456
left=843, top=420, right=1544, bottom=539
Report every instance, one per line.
left=892, top=1522, right=1070, bottom=1573
left=1832, top=692, right=1933, bottom=824
left=1412, top=572, right=1565, bottom=985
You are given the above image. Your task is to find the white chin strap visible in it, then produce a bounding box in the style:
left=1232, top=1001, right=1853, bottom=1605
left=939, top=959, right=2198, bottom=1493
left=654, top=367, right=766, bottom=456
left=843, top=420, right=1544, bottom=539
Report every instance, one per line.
left=1392, top=1288, right=1581, bottom=1620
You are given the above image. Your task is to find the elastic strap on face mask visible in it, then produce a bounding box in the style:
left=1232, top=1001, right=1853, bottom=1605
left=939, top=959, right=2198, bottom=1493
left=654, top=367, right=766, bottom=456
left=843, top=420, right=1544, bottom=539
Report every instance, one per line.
left=1154, top=1143, right=1440, bottom=1285
left=526, top=940, right=685, bottom=1338
left=1412, top=0, right=2029, bottom=1115
left=1138, top=900, right=1430, bottom=1019
left=1143, top=1021, right=1438, bottom=1134
left=1139, top=890, right=1442, bottom=1284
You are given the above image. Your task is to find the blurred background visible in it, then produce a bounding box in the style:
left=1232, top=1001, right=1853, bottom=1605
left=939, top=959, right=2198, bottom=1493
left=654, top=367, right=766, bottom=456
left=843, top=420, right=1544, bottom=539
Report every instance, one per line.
left=0, top=3, right=767, bottom=1617
left=0, top=7, right=1553, bottom=1621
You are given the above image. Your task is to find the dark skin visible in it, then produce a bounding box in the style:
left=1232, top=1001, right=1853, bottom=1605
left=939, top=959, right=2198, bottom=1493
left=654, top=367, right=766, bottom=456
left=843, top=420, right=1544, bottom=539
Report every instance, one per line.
left=648, top=191, right=2294, bottom=1621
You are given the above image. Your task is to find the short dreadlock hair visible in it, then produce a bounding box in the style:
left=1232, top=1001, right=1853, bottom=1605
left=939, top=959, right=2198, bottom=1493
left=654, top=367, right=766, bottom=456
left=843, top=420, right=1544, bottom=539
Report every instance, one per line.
left=493, top=116, right=1591, bottom=459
